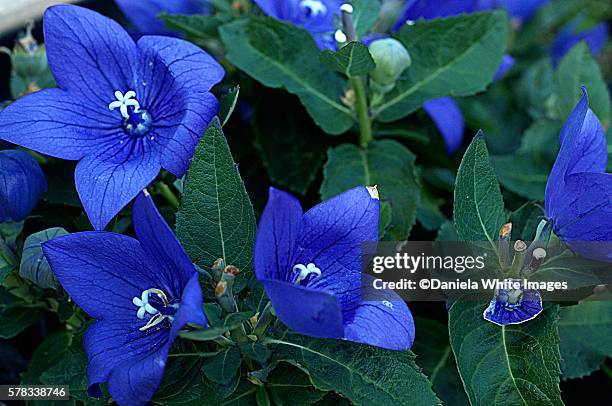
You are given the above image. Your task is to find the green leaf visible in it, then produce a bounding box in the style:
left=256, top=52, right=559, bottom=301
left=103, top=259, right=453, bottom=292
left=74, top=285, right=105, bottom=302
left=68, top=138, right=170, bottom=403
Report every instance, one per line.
left=219, top=17, right=353, bottom=134
left=181, top=311, right=254, bottom=341
left=559, top=301, right=612, bottom=379
left=176, top=119, right=256, bottom=273
left=530, top=251, right=612, bottom=290
left=161, top=13, right=231, bottom=42
left=373, top=11, right=508, bottom=122
left=240, top=342, right=271, bottom=365
left=320, top=41, right=375, bottom=77
left=554, top=42, right=611, bottom=126
left=378, top=201, right=392, bottom=239
left=453, top=132, right=506, bottom=247
left=449, top=302, right=563, bottom=406
left=352, top=0, right=381, bottom=38
left=0, top=264, right=13, bottom=283
left=222, top=379, right=258, bottom=405
left=0, top=306, right=45, bottom=339
left=509, top=202, right=545, bottom=241
left=320, top=140, right=421, bottom=239
left=416, top=190, right=446, bottom=231
left=204, top=347, right=242, bottom=384
left=412, top=318, right=469, bottom=406
left=266, top=363, right=326, bottom=405
left=266, top=330, right=440, bottom=405
left=22, top=330, right=73, bottom=385
left=19, top=227, right=68, bottom=290
left=219, top=85, right=240, bottom=126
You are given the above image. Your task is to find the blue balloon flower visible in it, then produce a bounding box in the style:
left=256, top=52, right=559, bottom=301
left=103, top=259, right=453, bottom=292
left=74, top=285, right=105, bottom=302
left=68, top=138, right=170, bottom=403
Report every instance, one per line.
left=545, top=88, right=612, bottom=262
left=551, top=21, right=608, bottom=63
left=42, top=191, right=207, bottom=405
left=0, top=5, right=224, bottom=230
left=0, top=150, right=47, bottom=222
left=115, top=0, right=209, bottom=36
left=483, top=280, right=543, bottom=326
left=253, top=0, right=343, bottom=49
left=255, top=186, right=415, bottom=350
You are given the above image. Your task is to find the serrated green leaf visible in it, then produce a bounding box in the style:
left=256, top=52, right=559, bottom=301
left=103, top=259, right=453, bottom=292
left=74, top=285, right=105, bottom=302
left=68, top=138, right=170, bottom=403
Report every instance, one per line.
left=373, top=12, right=508, bottom=122
left=266, top=330, right=440, bottom=405
left=219, top=17, right=353, bottom=134
left=204, top=347, right=242, bottom=384
left=320, top=41, right=375, bottom=77
left=559, top=301, right=612, bottom=379
left=266, top=363, right=326, bottom=405
left=240, top=342, right=271, bottom=365
left=0, top=306, right=45, bottom=339
left=352, top=0, right=381, bottom=37
left=320, top=140, right=420, bottom=239
left=449, top=302, right=563, bottom=406
left=454, top=133, right=506, bottom=248
left=554, top=42, right=610, bottom=126
left=413, top=318, right=469, bottom=406
left=19, top=227, right=68, bottom=290
left=176, top=119, right=256, bottom=273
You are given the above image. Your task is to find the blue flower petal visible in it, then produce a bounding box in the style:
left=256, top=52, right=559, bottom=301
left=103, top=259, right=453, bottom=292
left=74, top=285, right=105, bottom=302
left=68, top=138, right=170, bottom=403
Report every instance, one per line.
left=255, top=187, right=303, bottom=282
left=0, top=89, right=122, bottom=160
left=262, top=279, right=345, bottom=339
left=552, top=22, right=608, bottom=63
left=115, top=0, right=204, bottom=36
left=423, top=97, right=465, bottom=154
left=296, top=187, right=379, bottom=312
left=496, top=0, right=550, bottom=21
left=75, top=142, right=161, bottom=230
left=133, top=191, right=196, bottom=298
left=42, top=232, right=162, bottom=320
left=170, top=273, right=208, bottom=339
left=0, top=150, right=47, bottom=222
left=493, top=54, right=515, bottom=81
left=483, top=288, right=543, bottom=326
left=395, top=0, right=479, bottom=30
left=343, top=275, right=415, bottom=350
left=44, top=5, right=138, bottom=105
left=84, top=317, right=169, bottom=403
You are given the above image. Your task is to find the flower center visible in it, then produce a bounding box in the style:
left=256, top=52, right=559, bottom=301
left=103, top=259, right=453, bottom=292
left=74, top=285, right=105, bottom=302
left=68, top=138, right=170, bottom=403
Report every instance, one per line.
left=300, top=0, right=327, bottom=17
left=497, top=288, right=524, bottom=310
left=108, top=90, right=153, bottom=137
left=133, top=288, right=177, bottom=331
left=292, top=263, right=321, bottom=286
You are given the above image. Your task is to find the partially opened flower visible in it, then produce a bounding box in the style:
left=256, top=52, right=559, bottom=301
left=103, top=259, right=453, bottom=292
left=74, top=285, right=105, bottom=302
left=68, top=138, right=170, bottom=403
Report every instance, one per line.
left=0, top=5, right=224, bottom=230
left=0, top=150, right=47, bottom=222
left=115, top=0, right=209, bottom=36
left=545, top=88, right=612, bottom=262
left=483, top=280, right=543, bottom=326
left=253, top=0, right=343, bottom=49
left=42, top=191, right=206, bottom=405
left=551, top=21, right=608, bottom=63
left=255, top=186, right=415, bottom=350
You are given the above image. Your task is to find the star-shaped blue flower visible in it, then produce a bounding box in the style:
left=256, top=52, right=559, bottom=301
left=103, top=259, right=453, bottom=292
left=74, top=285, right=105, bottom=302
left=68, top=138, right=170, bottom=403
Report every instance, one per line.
left=42, top=191, right=207, bottom=405
left=115, top=0, right=209, bottom=36
left=0, top=150, right=47, bottom=222
left=0, top=5, right=224, bottom=230
left=545, top=88, right=612, bottom=262
left=255, top=186, right=415, bottom=350
left=253, top=0, right=343, bottom=49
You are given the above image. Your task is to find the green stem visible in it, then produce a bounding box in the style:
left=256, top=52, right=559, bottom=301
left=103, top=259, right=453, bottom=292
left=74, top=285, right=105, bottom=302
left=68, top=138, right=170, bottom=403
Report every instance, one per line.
left=168, top=351, right=221, bottom=358
left=156, top=182, right=180, bottom=210
left=352, top=77, right=372, bottom=147
left=252, top=301, right=275, bottom=337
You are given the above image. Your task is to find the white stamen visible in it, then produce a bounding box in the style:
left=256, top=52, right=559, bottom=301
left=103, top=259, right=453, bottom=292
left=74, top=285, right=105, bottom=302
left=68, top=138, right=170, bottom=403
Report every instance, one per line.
left=293, top=263, right=322, bottom=285
left=406, top=20, right=416, bottom=26
left=300, top=0, right=327, bottom=17
left=340, top=3, right=353, bottom=13
left=334, top=29, right=347, bottom=43
left=109, top=90, right=140, bottom=119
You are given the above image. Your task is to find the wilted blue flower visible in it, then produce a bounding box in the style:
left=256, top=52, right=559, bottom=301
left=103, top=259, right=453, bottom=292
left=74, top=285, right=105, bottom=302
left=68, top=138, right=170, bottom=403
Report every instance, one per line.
left=545, top=88, right=612, bottom=262
left=0, top=5, right=224, bottom=230
left=255, top=186, right=415, bottom=350
left=0, top=150, right=47, bottom=222
left=42, top=191, right=206, bottom=405
left=115, top=0, right=209, bottom=36
left=551, top=21, right=608, bottom=63
left=253, top=0, right=343, bottom=49
left=483, top=280, right=543, bottom=325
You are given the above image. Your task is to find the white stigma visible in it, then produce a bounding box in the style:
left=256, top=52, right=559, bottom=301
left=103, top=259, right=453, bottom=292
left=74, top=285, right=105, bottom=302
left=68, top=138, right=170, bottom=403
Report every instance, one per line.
left=293, top=263, right=322, bottom=285
left=133, top=288, right=170, bottom=331
left=109, top=90, right=140, bottom=119
left=300, top=0, right=327, bottom=17
left=334, top=29, right=348, bottom=43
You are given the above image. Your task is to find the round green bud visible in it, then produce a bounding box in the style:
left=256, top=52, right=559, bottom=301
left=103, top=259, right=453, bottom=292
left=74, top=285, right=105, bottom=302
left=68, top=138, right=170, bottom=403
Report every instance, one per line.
left=369, top=38, right=411, bottom=86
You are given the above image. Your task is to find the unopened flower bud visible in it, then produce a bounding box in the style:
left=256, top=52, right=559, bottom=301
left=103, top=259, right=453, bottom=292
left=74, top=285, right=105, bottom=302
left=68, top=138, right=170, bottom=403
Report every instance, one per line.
left=215, top=280, right=227, bottom=298
left=369, top=38, right=411, bottom=87
left=224, top=265, right=240, bottom=276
